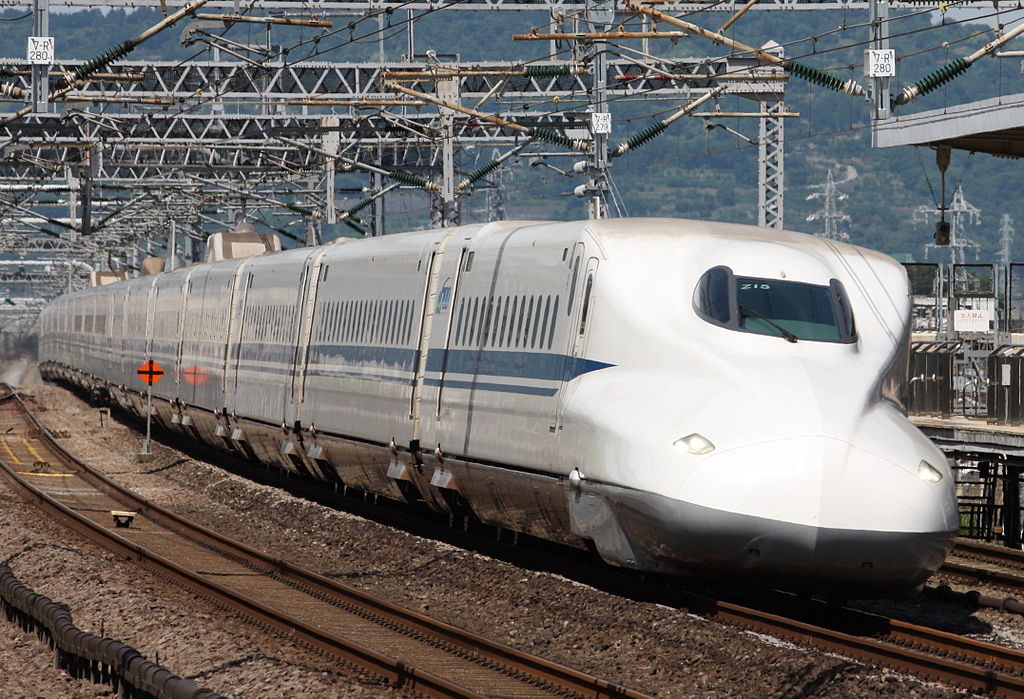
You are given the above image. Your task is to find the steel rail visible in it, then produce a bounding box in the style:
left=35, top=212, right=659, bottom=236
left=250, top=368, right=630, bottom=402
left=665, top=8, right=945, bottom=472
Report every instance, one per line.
left=953, top=539, right=1024, bottom=568
left=0, top=389, right=645, bottom=699
left=942, top=560, right=1024, bottom=593
left=9, top=383, right=1024, bottom=695
left=711, top=599, right=1024, bottom=695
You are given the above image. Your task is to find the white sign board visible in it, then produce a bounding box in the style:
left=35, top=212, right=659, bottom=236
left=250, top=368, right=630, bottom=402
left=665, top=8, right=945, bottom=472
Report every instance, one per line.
left=27, top=37, right=54, bottom=65
left=864, top=49, right=895, bottom=77
left=953, top=309, right=991, bottom=333
left=591, top=112, right=611, bottom=134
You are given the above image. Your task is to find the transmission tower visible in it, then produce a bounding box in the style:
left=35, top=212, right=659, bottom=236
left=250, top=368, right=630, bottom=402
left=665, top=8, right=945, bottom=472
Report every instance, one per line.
left=919, top=185, right=981, bottom=264
left=998, top=213, right=1015, bottom=266
left=805, top=169, right=850, bottom=242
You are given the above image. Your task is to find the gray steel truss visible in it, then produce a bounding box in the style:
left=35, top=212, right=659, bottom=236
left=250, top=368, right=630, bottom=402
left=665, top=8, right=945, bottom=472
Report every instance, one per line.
left=0, top=0, right=998, bottom=10
left=0, top=11, right=793, bottom=332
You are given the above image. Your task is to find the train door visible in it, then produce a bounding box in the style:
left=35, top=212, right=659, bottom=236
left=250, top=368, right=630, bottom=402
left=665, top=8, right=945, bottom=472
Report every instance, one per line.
left=434, top=247, right=469, bottom=419
left=287, top=247, right=330, bottom=428
left=556, top=255, right=599, bottom=427
left=223, top=262, right=254, bottom=413
left=143, top=281, right=158, bottom=364
left=173, top=271, right=197, bottom=403
left=409, top=229, right=459, bottom=446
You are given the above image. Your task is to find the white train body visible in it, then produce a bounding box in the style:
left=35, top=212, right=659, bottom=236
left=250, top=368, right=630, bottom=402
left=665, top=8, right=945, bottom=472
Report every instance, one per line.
left=38, top=218, right=959, bottom=594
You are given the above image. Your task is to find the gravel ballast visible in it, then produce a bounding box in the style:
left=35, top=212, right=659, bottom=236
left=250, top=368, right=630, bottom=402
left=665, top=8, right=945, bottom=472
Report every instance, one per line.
left=0, top=362, right=999, bottom=697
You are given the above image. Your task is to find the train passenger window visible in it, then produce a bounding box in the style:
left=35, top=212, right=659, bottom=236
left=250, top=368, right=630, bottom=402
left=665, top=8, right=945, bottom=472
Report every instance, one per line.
left=567, top=256, right=581, bottom=316
left=520, top=297, right=531, bottom=347
left=532, top=297, right=545, bottom=348
left=536, top=294, right=552, bottom=350
left=483, top=297, right=494, bottom=346
left=375, top=300, right=383, bottom=343
left=516, top=296, right=527, bottom=347
left=469, top=298, right=480, bottom=346
left=455, top=299, right=467, bottom=345
left=387, top=301, right=396, bottom=345
left=578, top=275, right=594, bottom=336
left=490, top=297, right=503, bottom=346
left=523, top=297, right=535, bottom=347
left=497, top=296, right=509, bottom=347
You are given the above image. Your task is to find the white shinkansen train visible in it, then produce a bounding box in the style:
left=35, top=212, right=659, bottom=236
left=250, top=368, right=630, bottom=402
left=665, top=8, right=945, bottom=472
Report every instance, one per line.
left=37, top=218, right=959, bottom=595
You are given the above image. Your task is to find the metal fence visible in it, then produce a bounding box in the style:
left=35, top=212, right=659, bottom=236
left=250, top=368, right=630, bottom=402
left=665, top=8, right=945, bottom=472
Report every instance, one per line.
left=908, top=341, right=961, bottom=417
left=987, top=345, right=1024, bottom=424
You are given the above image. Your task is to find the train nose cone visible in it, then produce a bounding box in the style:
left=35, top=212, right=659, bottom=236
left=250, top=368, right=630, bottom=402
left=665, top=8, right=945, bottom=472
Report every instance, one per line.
left=678, top=436, right=958, bottom=594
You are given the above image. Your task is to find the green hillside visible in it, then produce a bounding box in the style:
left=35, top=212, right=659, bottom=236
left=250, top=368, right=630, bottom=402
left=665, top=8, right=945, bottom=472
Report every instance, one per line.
left=1, top=7, right=1021, bottom=260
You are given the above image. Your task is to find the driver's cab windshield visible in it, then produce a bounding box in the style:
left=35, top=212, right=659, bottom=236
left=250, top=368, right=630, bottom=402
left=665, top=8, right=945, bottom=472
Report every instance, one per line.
left=694, top=266, right=856, bottom=343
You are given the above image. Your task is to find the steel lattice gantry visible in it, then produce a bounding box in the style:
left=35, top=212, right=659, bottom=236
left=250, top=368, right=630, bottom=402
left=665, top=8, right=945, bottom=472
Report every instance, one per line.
left=0, top=0, right=1000, bottom=10
left=1, top=55, right=784, bottom=179
left=0, top=7, right=789, bottom=334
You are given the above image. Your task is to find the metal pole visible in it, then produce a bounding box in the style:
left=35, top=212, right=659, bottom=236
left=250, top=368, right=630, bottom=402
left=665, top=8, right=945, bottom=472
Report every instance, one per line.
left=589, top=41, right=609, bottom=220
left=168, top=219, right=177, bottom=271
left=868, top=0, right=892, bottom=122
left=143, top=380, right=152, bottom=456
left=31, top=0, right=50, bottom=114
left=437, top=76, right=458, bottom=227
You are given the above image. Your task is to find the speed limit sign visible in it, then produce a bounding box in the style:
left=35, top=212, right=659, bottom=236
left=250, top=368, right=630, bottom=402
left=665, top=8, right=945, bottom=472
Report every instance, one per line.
left=27, top=37, right=55, bottom=65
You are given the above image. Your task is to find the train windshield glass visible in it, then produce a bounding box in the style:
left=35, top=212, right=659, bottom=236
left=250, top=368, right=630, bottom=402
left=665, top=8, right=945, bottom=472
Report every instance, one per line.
left=694, top=267, right=856, bottom=343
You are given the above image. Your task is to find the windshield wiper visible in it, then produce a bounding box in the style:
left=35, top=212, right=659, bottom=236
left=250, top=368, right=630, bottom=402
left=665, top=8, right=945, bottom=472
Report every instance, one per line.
left=738, top=304, right=798, bottom=343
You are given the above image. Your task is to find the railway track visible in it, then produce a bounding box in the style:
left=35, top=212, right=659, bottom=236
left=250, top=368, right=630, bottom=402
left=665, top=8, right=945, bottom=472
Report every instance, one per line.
left=939, top=539, right=1024, bottom=600
left=6, top=382, right=1024, bottom=696
left=0, top=387, right=644, bottom=699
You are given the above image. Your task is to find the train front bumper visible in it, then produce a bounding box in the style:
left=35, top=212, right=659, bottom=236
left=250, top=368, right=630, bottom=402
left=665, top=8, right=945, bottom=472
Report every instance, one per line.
left=570, top=481, right=955, bottom=595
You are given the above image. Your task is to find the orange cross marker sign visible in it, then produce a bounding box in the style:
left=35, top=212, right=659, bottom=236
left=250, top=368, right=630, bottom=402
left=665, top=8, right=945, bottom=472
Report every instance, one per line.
left=137, top=360, right=164, bottom=386
left=183, top=365, right=208, bottom=386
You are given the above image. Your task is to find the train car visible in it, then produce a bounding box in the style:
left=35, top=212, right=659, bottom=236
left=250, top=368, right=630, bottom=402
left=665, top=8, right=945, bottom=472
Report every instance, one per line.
left=38, top=218, right=960, bottom=596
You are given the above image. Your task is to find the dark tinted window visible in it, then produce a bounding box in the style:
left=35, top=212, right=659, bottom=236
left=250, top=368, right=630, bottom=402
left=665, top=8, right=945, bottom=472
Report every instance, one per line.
left=693, top=266, right=856, bottom=344
left=695, top=266, right=732, bottom=324
left=737, top=278, right=840, bottom=342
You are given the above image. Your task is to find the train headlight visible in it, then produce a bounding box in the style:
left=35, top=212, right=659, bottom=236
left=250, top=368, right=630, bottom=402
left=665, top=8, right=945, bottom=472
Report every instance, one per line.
left=674, top=433, right=715, bottom=455
left=917, top=460, right=943, bottom=483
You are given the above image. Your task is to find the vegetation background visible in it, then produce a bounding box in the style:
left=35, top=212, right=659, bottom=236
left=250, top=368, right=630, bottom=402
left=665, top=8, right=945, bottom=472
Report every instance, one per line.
left=1, top=5, right=1021, bottom=261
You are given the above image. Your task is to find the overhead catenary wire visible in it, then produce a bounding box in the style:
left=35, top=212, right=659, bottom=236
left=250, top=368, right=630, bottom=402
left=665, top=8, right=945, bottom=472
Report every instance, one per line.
left=894, top=19, right=1024, bottom=105
left=385, top=81, right=591, bottom=152
left=624, top=1, right=865, bottom=96
left=610, top=85, right=726, bottom=158
left=4, top=0, right=1019, bottom=247
left=274, top=136, right=438, bottom=191
left=0, top=0, right=212, bottom=127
